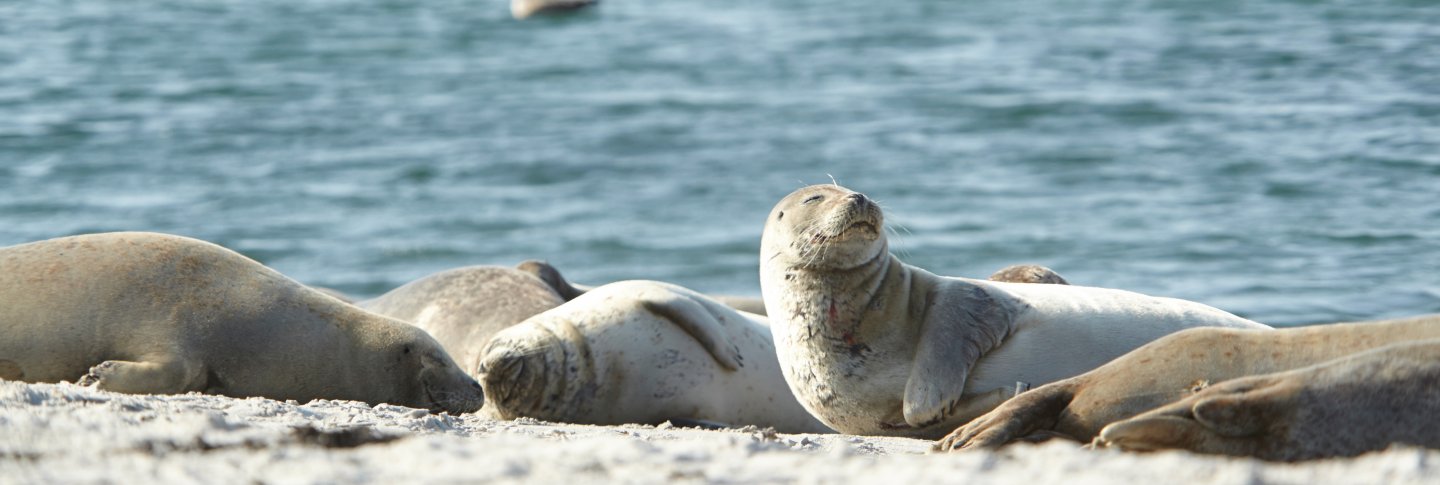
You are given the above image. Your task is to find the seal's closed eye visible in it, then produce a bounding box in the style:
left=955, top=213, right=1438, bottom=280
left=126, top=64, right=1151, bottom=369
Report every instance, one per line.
left=803, top=195, right=823, bottom=204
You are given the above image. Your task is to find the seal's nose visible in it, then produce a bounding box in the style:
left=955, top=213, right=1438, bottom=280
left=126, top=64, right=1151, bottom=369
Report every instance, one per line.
left=848, top=192, right=870, bottom=206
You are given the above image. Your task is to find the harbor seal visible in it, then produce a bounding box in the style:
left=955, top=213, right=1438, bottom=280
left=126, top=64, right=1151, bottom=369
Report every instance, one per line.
left=1098, top=338, right=1440, bottom=461
left=988, top=264, right=1069, bottom=286
left=759, top=184, right=1269, bottom=438
left=937, top=314, right=1440, bottom=451
left=477, top=280, right=832, bottom=433
left=358, top=263, right=569, bottom=377
left=511, top=0, right=596, bottom=19
left=517, top=260, right=769, bottom=316
left=0, top=232, right=484, bottom=414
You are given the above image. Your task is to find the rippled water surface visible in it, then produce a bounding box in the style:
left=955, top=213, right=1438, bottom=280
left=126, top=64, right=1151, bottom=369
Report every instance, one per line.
left=3, top=0, right=1438, bottom=326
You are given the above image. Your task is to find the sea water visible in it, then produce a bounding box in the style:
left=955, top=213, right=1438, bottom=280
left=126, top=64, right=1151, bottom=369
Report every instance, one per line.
left=2, top=0, right=1437, bottom=326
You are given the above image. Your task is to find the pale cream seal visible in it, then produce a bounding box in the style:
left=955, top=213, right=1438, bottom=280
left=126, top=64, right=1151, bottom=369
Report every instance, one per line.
left=760, top=184, right=1269, bottom=438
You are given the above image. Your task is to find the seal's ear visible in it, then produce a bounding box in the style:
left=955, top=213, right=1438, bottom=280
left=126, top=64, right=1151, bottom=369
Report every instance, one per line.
left=903, top=286, right=1018, bottom=428
left=641, top=293, right=744, bottom=371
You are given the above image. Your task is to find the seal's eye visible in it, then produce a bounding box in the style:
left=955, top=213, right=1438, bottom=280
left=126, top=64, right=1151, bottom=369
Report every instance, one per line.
left=803, top=195, right=823, bottom=205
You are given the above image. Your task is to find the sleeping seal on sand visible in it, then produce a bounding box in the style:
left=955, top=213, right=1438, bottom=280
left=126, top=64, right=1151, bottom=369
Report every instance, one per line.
left=0, top=232, right=483, bottom=414
left=477, top=280, right=832, bottom=433
left=358, top=263, right=569, bottom=377
left=938, top=314, right=1440, bottom=453
left=1099, top=338, right=1440, bottom=461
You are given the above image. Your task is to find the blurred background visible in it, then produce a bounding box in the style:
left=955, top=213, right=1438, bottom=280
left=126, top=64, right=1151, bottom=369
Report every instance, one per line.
left=1, top=0, right=1437, bottom=326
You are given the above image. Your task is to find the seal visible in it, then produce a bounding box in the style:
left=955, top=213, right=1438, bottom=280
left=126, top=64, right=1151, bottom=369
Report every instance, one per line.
left=936, top=314, right=1440, bottom=451
left=0, top=232, right=484, bottom=414
left=1098, top=338, right=1440, bottom=461
left=358, top=263, right=569, bottom=377
left=517, top=260, right=769, bottom=316
left=511, top=0, right=596, bottom=19
left=759, top=184, right=1270, bottom=438
left=988, top=264, right=1069, bottom=286
left=476, top=280, right=832, bottom=433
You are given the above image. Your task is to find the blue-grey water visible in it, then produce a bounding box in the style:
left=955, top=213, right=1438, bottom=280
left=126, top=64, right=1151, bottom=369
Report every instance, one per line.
left=2, top=0, right=1438, bottom=326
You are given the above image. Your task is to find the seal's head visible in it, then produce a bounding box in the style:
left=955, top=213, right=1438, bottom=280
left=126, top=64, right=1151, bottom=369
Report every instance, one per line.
left=511, top=0, right=595, bottom=20
left=476, top=317, right=598, bottom=421
left=386, top=326, right=486, bottom=415
left=762, top=184, right=886, bottom=271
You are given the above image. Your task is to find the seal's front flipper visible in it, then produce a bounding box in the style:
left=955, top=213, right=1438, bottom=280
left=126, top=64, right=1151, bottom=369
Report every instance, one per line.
left=903, top=285, right=1018, bottom=428
left=0, top=359, right=23, bottom=381
left=1097, top=375, right=1288, bottom=455
left=641, top=293, right=743, bottom=371
left=934, top=379, right=1081, bottom=452
left=78, top=358, right=203, bottom=395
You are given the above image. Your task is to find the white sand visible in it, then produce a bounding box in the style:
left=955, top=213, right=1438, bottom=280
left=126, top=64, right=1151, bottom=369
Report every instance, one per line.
left=3, top=380, right=1438, bottom=484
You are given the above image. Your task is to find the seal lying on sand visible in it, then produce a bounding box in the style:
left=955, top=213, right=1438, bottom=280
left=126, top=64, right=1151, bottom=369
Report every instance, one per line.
left=358, top=263, right=569, bottom=377
left=360, top=260, right=770, bottom=379
left=477, top=280, right=832, bottom=433
left=476, top=264, right=1072, bottom=431
left=937, top=314, right=1440, bottom=452
left=759, top=184, right=1269, bottom=438
left=0, top=232, right=483, bottom=414
left=517, top=260, right=769, bottom=316
left=1099, top=339, right=1440, bottom=461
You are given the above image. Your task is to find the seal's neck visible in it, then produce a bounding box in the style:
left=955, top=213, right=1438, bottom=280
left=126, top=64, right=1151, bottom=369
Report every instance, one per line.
left=772, top=250, right=908, bottom=339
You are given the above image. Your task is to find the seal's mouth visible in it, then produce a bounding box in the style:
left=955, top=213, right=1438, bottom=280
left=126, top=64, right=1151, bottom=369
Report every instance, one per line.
left=421, top=373, right=485, bottom=414
left=845, top=220, right=878, bottom=236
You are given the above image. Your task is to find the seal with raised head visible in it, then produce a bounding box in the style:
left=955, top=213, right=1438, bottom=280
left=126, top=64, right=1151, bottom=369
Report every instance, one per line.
left=0, top=232, right=484, bottom=414
left=476, top=280, right=832, bottom=433
left=358, top=262, right=569, bottom=377
left=1098, top=338, right=1440, bottom=461
left=937, top=314, right=1440, bottom=451
left=759, top=184, right=1270, bottom=438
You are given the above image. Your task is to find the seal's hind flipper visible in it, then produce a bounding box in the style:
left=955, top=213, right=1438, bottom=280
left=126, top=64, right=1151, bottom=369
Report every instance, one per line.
left=988, top=265, right=1070, bottom=285
left=78, top=358, right=204, bottom=395
left=641, top=294, right=744, bottom=371
left=515, top=260, right=590, bottom=301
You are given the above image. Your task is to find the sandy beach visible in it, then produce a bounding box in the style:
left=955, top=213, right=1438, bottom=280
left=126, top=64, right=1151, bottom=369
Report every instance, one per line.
left=4, top=380, right=1437, bottom=484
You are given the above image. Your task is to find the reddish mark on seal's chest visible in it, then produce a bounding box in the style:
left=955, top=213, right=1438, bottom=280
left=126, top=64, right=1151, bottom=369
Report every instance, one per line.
left=825, top=297, right=869, bottom=355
